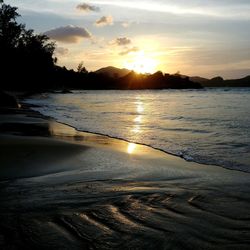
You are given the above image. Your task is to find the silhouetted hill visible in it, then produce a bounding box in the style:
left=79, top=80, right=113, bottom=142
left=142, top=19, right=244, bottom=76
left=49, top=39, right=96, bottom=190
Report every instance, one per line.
left=201, top=76, right=250, bottom=87
left=95, top=66, right=131, bottom=78
left=190, top=76, right=209, bottom=83
left=185, top=74, right=250, bottom=87
left=117, top=71, right=202, bottom=90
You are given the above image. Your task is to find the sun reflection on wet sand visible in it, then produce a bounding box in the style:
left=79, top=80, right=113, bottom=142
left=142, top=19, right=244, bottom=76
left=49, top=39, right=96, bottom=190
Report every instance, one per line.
left=127, top=143, right=136, bottom=154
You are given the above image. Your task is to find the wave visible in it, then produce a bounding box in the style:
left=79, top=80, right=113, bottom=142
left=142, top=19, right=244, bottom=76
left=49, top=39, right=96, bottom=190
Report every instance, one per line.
left=31, top=107, right=250, bottom=173
left=160, top=127, right=211, bottom=134
left=24, top=89, right=250, bottom=173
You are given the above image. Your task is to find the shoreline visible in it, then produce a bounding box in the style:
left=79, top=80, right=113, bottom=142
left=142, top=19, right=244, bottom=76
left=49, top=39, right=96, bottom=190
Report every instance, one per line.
left=1, top=106, right=250, bottom=249
left=23, top=100, right=250, bottom=174
left=1, top=103, right=249, bottom=180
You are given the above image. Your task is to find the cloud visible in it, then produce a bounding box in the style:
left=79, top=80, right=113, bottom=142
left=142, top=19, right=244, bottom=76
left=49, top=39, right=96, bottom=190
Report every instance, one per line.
left=122, top=22, right=131, bottom=28
left=45, top=26, right=91, bottom=43
left=95, top=15, right=113, bottom=27
left=114, top=37, right=131, bottom=46
left=119, top=46, right=139, bottom=56
left=55, top=47, right=69, bottom=56
left=76, top=3, right=100, bottom=12
left=84, top=0, right=250, bottom=19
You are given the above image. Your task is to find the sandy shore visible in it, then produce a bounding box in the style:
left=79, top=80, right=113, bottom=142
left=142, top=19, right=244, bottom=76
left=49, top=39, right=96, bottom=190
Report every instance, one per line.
left=0, top=109, right=250, bottom=249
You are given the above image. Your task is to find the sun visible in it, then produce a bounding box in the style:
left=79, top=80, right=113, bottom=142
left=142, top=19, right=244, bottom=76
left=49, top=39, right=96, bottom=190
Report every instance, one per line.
left=123, top=51, right=158, bottom=74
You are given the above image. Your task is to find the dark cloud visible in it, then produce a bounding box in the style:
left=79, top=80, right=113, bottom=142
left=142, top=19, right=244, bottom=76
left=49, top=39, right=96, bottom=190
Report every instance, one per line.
left=119, top=46, right=139, bottom=56
left=95, top=15, right=113, bottom=27
left=76, top=3, right=100, bottom=12
left=115, top=37, right=131, bottom=46
left=55, top=47, right=69, bottom=56
left=45, top=26, right=91, bottom=43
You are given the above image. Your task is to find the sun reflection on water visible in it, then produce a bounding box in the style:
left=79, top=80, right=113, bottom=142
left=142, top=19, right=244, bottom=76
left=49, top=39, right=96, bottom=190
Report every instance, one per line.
left=131, top=97, right=145, bottom=135
left=128, top=97, right=145, bottom=153
left=136, top=102, right=144, bottom=113
left=131, top=125, right=141, bottom=133
left=134, top=116, right=142, bottom=123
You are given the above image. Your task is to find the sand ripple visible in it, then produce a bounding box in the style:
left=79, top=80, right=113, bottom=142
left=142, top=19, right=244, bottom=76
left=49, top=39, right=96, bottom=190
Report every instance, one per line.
left=1, top=178, right=250, bottom=249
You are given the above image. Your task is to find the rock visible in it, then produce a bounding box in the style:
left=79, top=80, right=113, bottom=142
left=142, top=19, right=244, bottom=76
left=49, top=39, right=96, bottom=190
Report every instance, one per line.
left=0, top=91, right=19, bottom=108
left=61, top=88, right=72, bottom=94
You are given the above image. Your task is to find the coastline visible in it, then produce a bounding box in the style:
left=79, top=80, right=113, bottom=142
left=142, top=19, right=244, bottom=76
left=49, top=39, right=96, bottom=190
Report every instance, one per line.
left=23, top=89, right=250, bottom=173
left=1, top=106, right=250, bottom=249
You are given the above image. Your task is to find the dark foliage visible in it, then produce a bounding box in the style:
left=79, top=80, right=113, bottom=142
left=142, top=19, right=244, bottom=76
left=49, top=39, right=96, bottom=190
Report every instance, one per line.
left=0, top=1, right=55, bottom=91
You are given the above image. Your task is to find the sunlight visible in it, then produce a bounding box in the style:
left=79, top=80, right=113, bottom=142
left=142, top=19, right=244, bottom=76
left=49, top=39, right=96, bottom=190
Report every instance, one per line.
left=136, top=103, right=144, bottom=113
left=130, top=97, right=144, bottom=135
left=134, top=115, right=142, bottom=123
left=131, top=125, right=141, bottom=133
left=124, top=51, right=158, bottom=74
left=127, top=143, right=136, bottom=154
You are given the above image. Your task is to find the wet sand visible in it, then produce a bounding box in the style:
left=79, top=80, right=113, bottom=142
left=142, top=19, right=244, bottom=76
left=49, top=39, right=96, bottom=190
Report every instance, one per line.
left=0, top=110, right=250, bottom=249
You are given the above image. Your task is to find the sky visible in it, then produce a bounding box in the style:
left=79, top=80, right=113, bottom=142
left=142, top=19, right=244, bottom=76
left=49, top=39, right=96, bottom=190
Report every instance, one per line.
left=6, top=0, right=250, bottom=78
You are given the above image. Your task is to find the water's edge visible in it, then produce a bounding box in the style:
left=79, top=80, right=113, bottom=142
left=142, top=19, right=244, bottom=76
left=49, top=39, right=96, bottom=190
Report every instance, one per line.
left=23, top=88, right=250, bottom=173
left=26, top=102, right=250, bottom=174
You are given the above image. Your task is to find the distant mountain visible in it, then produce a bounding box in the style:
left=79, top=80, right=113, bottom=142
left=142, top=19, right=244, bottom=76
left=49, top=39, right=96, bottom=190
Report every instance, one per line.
left=190, top=76, right=209, bottom=83
left=200, top=75, right=250, bottom=87
left=117, top=71, right=202, bottom=89
left=94, top=66, right=250, bottom=89
left=95, top=66, right=131, bottom=78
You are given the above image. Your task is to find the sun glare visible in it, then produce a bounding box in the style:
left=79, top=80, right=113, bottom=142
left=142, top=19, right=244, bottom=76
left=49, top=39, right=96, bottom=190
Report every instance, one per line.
left=124, top=51, right=158, bottom=74
left=127, top=143, right=136, bottom=154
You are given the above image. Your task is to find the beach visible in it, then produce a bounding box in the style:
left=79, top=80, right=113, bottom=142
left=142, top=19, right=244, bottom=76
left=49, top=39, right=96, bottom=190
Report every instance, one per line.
left=1, top=0, right=250, bottom=248
left=0, top=107, right=250, bottom=249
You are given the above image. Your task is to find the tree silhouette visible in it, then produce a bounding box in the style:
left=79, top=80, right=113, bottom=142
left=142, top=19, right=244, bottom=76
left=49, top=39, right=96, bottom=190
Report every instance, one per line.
left=0, top=0, right=56, bottom=90
left=77, top=61, right=88, bottom=74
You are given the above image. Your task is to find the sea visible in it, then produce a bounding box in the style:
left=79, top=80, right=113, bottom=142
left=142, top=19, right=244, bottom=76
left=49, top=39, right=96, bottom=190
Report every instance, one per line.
left=24, top=88, right=250, bottom=172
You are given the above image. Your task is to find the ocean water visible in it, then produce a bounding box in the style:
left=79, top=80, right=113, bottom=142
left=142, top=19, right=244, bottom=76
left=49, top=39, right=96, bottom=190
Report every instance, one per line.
left=25, top=88, right=250, bottom=172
